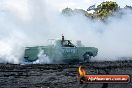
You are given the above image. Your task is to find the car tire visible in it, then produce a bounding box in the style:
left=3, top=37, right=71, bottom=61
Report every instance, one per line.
left=83, top=52, right=91, bottom=62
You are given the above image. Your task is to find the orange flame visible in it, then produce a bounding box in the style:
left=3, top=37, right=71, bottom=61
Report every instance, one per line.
left=78, top=66, right=86, bottom=76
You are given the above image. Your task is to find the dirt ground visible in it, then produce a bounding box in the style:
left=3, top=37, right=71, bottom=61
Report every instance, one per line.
left=0, top=61, right=132, bottom=88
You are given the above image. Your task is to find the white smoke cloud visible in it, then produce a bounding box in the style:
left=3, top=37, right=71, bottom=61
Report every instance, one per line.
left=0, top=0, right=132, bottom=63
left=33, top=50, right=51, bottom=64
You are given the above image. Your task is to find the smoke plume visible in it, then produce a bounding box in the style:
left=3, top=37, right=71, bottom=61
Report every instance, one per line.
left=0, top=0, right=132, bottom=64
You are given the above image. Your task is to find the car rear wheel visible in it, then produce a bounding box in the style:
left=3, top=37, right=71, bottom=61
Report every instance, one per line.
left=83, top=52, right=91, bottom=62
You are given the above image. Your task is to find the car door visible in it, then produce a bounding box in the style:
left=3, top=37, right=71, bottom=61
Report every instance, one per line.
left=62, top=46, right=78, bottom=59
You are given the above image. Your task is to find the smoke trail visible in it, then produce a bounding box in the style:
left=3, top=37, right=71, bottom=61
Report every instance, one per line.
left=0, top=0, right=132, bottom=63
left=33, top=49, right=51, bottom=64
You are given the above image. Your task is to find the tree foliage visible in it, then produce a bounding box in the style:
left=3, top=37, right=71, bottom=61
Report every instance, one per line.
left=62, top=7, right=88, bottom=17
left=94, top=1, right=118, bottom=18
left=62, top=7, right=73, bottom=16
left=62, top=1, right=120, bottom=20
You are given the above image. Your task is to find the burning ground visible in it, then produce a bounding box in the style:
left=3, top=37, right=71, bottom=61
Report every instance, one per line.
left=0, top=60, right=132, bottom=88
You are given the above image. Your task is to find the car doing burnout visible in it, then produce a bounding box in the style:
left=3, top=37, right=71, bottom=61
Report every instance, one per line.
left=24, top=35, right=98, bottom=63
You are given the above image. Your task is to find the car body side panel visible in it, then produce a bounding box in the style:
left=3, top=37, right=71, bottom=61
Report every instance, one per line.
left=24, top=47, right=39, bottom=61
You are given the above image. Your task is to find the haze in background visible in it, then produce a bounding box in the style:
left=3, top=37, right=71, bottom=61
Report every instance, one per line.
left=0, top=0, right=132, bottom=64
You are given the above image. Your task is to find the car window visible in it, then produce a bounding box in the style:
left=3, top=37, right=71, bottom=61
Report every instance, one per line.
left=62, top=40, right=75, bottom=47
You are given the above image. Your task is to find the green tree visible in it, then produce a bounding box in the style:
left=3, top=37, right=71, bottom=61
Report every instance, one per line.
left=94, top=1, right=118, bottom=19
left=62, top=8, right=88, bottom=16
left=124, top=5, right=132, bottom=10
left=62, top=1, right=119, bottom=20
left=62, top=7, right=73, bottom=16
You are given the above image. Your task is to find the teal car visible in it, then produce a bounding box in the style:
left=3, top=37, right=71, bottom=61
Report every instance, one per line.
left=24, top=36, right=98, bottom=63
